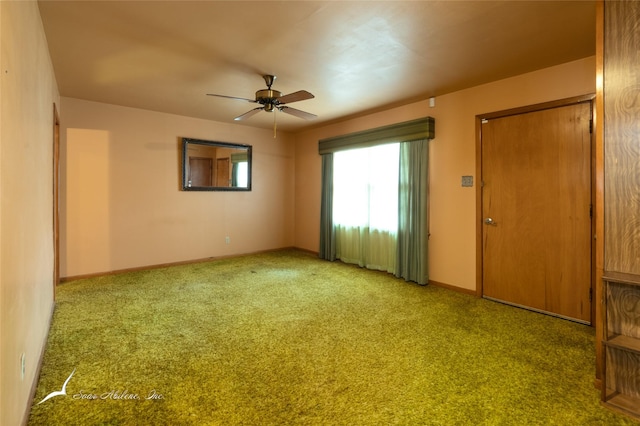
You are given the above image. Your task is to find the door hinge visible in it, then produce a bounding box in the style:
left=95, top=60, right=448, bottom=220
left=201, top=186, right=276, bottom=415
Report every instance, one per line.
left=589, top=287, right=593, bottom=302
left=589, top=204, right=593, bottom=218
left=589, top=119, right=593, bottom=134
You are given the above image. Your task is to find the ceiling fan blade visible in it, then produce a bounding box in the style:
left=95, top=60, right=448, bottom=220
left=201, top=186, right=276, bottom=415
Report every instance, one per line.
left=234, top=107, right=263, bottom=121
left=207, top=93, right=256, bottom=103
left=277, top=90, right=314, bottom=105
left=279, top=106, right=317, bottom=120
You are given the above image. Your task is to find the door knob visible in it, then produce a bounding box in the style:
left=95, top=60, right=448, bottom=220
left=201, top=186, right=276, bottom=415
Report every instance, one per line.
left=484, top=217, right=495, bottom=225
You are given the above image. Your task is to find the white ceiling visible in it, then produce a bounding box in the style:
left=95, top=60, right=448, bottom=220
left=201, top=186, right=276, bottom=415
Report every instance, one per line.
left=38, top=0, right=596, bottom=132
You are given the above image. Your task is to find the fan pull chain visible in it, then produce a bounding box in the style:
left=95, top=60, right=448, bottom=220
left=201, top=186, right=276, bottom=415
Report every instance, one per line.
left=273, top=109, right=277, bottom=138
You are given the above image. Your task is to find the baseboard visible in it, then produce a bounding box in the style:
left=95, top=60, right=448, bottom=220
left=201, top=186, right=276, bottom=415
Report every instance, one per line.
left=22, top=301, right=56, bottom=426
left=294, top=247, right=319, bottom=257
left=428, top=280, right=477, bottom=296
left=60, top=247, right=311, bottom=283
left=60, top=252, right=476, bottom=300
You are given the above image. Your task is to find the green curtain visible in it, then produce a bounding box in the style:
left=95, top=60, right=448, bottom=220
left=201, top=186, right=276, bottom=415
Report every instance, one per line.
left=318, top=117, right=434, bottom=282
left=231, top=163, right=238, bottom=187
left=230, top=152, right=248, bottom=162
left=319, top=117, right=435, bottom=154
left=396, top=140, right=429, bottom=285
left=319, top=153, right=335, bottom=260
left=335, top=226, right=397, bottom=273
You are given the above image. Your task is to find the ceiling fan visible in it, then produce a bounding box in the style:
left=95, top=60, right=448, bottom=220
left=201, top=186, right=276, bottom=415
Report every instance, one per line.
left=207, top=75, right=316, bottom=122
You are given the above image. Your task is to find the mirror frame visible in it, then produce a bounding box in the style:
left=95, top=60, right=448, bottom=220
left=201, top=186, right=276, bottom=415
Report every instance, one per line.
left=182, top=137, right=252, bottom=191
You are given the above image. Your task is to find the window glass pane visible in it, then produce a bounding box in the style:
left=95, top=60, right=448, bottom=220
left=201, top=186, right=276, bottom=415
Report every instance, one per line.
left=237, top=162, right=248, bottom=187
left=333, top=143, right=399, bottom=232
left=368, top=144, right=399, bottom=232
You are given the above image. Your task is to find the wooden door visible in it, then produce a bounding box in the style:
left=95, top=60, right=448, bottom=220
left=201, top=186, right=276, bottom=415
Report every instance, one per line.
left=481, top=101, right=592, bottom=323
left=189, top=157, right=213, bottom=187
left=216, top=158, right=230, bottom=187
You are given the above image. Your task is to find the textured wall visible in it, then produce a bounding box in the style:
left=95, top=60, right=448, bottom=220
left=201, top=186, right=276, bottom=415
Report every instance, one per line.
left=0, top=2, right=59, bottom=425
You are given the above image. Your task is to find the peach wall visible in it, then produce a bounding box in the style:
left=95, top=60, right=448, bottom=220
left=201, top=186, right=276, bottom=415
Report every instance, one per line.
left=294, top=56, right=596, bottom=292
left=60, top=98, right=295, bottom=278
left=0, top=2, right=60, bottom=425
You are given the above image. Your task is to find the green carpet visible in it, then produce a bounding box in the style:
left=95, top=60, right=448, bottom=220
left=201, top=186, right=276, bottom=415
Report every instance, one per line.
left=29, top=249, right=637, bottom=425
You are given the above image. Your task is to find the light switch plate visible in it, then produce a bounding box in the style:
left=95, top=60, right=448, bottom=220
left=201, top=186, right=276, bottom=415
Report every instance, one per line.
left=461, top=176, right=473, bottom=187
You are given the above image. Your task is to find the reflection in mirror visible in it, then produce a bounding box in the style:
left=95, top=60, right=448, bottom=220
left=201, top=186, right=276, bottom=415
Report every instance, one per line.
left=182, top=138, right=252, bottom=191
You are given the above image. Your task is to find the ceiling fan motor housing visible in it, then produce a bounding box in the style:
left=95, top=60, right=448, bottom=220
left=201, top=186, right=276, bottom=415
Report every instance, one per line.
left=256, top=89, right=281, bottom=102
left=256, top=89, right=282, bottom=112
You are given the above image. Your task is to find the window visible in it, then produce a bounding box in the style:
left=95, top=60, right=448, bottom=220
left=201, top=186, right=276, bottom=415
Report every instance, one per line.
left=319, top=117, right=434, bottom=284
left=332, top=143, right=400, bottom=272
left=234, top=161, right=248, bottom=188
left=332, top=143, right=399, bottom=232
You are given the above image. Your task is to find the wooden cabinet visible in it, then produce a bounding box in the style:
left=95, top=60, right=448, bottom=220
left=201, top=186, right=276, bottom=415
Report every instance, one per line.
left=601, top=272, right=640, bottom=419
left=598, top=0, right=640, bottom=419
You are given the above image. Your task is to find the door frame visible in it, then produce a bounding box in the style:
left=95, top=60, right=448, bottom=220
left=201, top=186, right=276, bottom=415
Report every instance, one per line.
left=475, top=94, right=597, bottom=323
left=53, top=103, right=60, bottom=298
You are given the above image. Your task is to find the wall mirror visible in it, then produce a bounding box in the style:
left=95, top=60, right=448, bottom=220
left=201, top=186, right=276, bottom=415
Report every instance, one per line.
left=182, top=138, right=252, bottom=191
